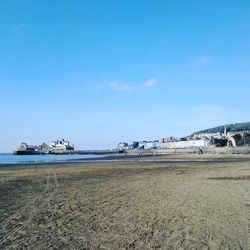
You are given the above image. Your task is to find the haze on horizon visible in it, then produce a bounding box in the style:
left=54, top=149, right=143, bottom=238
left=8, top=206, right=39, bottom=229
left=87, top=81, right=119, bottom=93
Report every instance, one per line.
left=0, top=0, right=250, bottom=152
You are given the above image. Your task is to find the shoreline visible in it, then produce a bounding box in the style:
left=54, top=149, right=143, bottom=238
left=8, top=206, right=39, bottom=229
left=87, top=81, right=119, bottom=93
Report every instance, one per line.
left=1, top=153, right=250, bottom=168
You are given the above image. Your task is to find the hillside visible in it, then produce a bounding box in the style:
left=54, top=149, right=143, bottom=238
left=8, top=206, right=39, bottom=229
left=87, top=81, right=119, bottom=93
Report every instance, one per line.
left=193, top=122, right=250, bottom=135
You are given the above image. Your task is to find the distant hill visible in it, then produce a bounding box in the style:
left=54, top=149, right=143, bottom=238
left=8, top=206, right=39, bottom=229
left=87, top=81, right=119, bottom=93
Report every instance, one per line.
left=193, top=122, right=250, bottom=135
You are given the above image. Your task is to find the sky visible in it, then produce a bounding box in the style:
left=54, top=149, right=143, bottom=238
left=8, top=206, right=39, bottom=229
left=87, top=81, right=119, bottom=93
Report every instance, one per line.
left=0, top=0, right=250, bottom=152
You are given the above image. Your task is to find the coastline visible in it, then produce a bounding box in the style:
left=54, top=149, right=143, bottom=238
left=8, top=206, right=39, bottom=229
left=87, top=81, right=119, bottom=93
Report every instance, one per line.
left=1, top=153, right=250, bottom=168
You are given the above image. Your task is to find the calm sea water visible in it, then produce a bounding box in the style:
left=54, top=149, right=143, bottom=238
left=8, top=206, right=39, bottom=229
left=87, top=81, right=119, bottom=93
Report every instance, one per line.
left=0, top=153, right=103, bottom=165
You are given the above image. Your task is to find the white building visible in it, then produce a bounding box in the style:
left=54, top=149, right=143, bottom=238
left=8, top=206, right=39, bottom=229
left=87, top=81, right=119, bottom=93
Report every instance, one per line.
left=164, top=139, right=210, bottom=149
left=117, top=142, right=129, bottom=150
left=49, top=139, right=74, bottom=151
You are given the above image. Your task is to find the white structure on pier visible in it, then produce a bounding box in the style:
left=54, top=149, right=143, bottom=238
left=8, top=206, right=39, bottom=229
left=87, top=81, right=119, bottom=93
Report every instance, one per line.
left=49, top=139, right=74, bottom=151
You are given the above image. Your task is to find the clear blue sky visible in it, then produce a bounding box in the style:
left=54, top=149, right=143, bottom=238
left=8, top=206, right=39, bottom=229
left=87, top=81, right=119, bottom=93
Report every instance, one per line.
left=0, top=0, right=250, bottom=152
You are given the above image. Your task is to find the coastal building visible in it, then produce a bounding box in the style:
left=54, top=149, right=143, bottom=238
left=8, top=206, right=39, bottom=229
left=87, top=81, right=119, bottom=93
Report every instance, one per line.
left=14, top=142, right=46, bottom=155
left=192, top=130, right=250, bottom=147
left=117, top=140, right=164, bottom=150
left=117, top=142, right=129, bottom=150
left=117, top=128, right=250, bottom=151
left=163, top=139, right=210, bottom=149
left=49, top=139, right=74, bottom=151
left=162, top=137, right=187, bottom=143
left=18, top=143, right=37, bottom=151
left=139, top=140, right=163, bottom=150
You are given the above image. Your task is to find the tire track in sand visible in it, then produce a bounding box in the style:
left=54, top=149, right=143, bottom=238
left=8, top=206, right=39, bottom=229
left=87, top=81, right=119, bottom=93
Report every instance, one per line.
left=0, top=169, right=59, bottom=246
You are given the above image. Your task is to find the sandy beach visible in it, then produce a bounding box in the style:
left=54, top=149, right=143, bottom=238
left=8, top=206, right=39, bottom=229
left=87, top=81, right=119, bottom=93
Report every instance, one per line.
left=1, top=154, right=250, bottom=249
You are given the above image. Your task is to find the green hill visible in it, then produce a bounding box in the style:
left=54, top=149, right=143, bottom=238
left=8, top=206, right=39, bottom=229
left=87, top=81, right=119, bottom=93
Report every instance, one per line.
left=194, top=122, right=250, bottom=135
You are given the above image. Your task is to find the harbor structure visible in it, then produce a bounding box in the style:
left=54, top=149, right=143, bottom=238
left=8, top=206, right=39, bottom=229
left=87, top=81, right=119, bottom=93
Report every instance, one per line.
left=49, top=139, right=74, bottom=151
left=14, top=139, right=74, bottom=155
left=14, top=143, right=47, bottom=155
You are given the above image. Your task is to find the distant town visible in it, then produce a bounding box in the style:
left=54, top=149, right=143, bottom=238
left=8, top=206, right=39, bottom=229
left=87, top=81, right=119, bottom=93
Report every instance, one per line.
left=117, top=125, right=250, bottom=152
left=14, top=123, right=250, bottom=155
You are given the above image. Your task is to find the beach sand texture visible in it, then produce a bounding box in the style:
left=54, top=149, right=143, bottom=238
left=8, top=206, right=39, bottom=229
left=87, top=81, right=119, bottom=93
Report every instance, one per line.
left=1, top=155, right=250, bottom=249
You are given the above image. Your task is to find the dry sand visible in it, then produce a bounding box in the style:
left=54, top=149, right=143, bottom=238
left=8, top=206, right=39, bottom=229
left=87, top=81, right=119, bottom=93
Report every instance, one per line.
left=1, top=154, right=250, bottom=249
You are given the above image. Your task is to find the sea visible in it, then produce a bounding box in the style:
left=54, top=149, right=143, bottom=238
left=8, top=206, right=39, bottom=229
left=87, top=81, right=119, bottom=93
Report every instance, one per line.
left=0, top=153, right=103, bottom=165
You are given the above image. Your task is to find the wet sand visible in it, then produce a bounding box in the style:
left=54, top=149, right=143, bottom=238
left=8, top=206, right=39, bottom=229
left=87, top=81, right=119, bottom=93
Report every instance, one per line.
left=1, top=154, right=250, bottom=249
